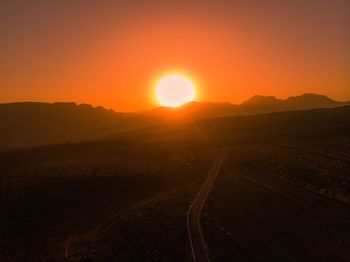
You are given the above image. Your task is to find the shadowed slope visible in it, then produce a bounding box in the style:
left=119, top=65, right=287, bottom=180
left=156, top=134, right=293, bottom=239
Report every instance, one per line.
left=1, top=94, right=349, bottom=149
left=197, top=105, right=350, bottom=143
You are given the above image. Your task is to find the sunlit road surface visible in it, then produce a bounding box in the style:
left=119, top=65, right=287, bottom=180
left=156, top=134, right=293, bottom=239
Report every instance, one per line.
left=187, top=151, right=226, bottom=262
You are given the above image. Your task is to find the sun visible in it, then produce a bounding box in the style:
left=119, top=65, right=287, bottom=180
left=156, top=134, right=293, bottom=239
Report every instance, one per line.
left=155, top=74, right=196, bottom=107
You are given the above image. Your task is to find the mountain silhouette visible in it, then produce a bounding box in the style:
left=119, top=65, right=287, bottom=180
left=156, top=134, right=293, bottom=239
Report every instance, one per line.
left=135, top=93, right=349, bottom=122
left=0, top=102, right=129, bottom=149
left=0, top=94, right=349, bottom=149
left=241, top=95, right=281, bottom=105
left=238, top=93, right=348, bottom=114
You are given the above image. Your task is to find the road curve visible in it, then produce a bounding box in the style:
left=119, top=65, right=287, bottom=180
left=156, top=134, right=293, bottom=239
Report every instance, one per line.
left=187, top=151, right=226, bottom=262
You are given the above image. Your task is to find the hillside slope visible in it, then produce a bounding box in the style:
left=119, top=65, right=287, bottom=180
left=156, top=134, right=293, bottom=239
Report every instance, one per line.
left=1, top=94, right=348, bottom=149
left=197, top=105, right=350, bottom=143
left=0, top=102, right=128, bottom=149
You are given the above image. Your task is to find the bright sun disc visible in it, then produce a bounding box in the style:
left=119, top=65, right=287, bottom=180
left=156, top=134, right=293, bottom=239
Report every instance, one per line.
left=156, top=74, right=196, bottom=107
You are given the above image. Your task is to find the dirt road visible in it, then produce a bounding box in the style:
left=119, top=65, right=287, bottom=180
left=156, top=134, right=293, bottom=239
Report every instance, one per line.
left=187, top=151, right=225, bottom=262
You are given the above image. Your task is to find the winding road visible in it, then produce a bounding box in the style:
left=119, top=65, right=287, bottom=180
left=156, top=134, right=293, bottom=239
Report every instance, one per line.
left=187, top=151, right=226, bottom=262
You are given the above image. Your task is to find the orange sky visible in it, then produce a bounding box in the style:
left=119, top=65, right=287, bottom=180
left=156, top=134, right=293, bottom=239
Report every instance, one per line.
left=1, top=1, right=349, bottom=111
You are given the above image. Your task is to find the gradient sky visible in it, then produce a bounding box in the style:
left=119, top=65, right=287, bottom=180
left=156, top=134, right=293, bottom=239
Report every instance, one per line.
left=1, top=0, right=349, bottom=111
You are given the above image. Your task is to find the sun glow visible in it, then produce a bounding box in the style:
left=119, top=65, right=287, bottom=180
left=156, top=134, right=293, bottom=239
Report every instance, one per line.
left=155, top=74, right=196, bottom=107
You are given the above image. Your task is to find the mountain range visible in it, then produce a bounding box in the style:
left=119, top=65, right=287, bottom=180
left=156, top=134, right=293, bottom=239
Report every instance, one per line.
left=0, top=93, right=349, bottom=149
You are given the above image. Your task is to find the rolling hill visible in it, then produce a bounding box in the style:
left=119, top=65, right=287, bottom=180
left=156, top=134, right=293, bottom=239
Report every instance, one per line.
left=107, top=106, right=350, bottom=149
left=0, top=102, right=128, bottom=149
left=197, top=105, right=350, bottom=144
left=0, top=94, right=349, bottom=149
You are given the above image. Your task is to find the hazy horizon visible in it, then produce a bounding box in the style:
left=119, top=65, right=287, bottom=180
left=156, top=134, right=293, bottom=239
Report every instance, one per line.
left=1, top=92, right=350, bottom=112
left=1, top=0, right=349, bottom=111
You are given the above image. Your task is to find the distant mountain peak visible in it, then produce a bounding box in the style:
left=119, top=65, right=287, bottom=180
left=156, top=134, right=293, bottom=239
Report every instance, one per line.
left=286, top=93, right=336, bottom=103
left=242, top=95, right=281, bottom=105
left=241, top=93, right=343, bottom=107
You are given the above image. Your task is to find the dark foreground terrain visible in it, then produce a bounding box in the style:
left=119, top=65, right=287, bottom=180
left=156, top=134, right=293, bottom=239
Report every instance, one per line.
left=1, top=106, right=350, bottom=261
left=203, top=144, right=350, bottom=262
left=0, top=140, right=215, bottom=261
